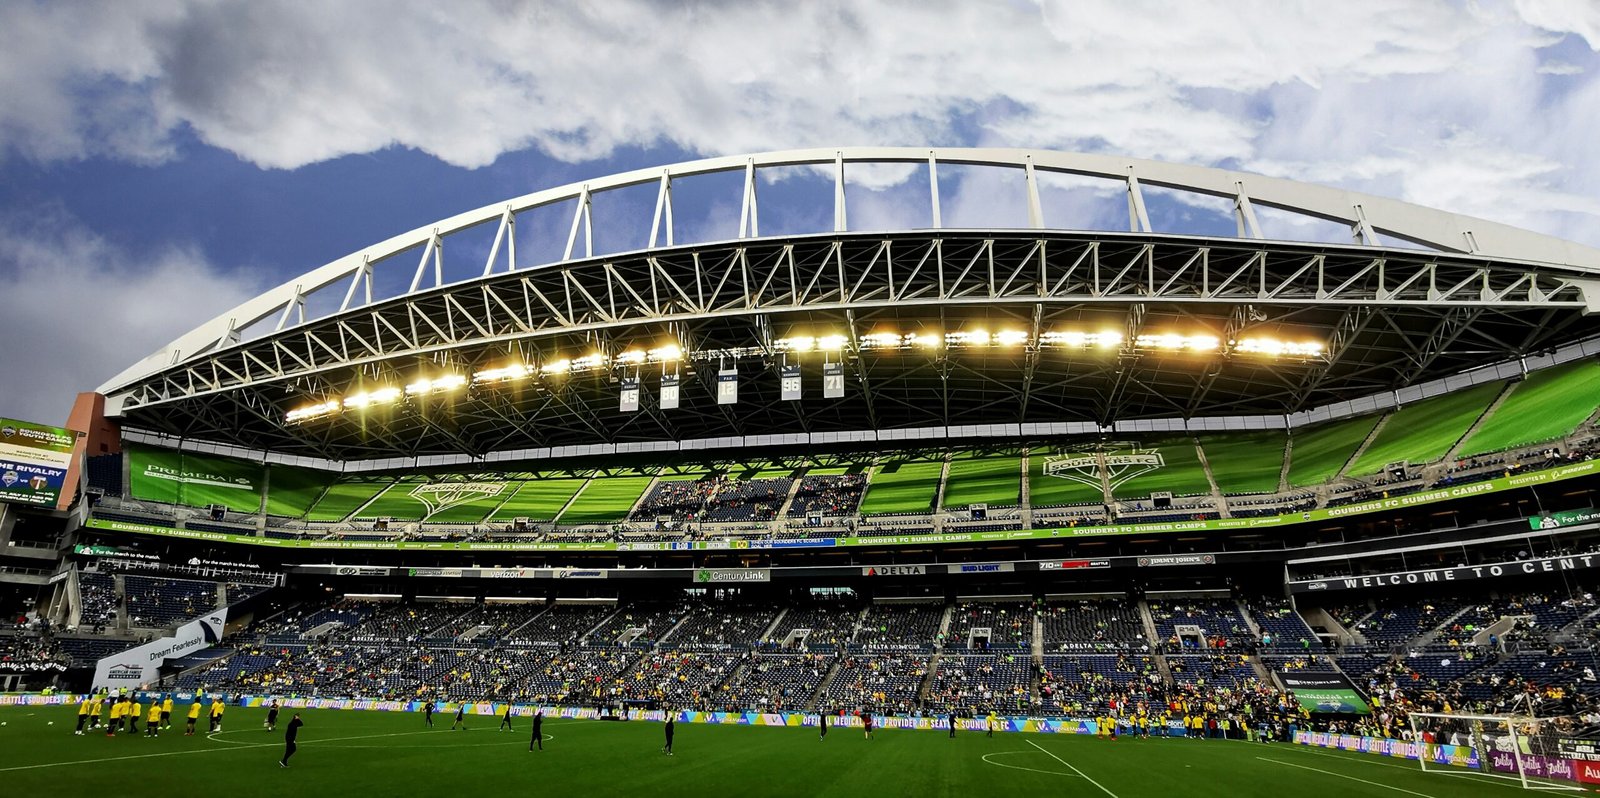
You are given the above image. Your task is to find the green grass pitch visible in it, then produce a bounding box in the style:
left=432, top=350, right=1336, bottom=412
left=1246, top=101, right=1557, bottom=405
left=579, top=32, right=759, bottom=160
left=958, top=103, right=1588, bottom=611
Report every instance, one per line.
left=0, top=704, right=1529, bottom=797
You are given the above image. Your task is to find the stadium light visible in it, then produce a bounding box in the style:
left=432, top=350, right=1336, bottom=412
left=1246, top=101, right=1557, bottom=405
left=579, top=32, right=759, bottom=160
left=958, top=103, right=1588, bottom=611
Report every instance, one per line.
left=816, top=334, right=847, bottom=351
left=405, top=374, right=467, bottom=396
left=540, top=358, right=572, bottom=375
left=909, top=332, right=942, bottom=349
left=945, top=330, right=990, bottom=346
left=343, top=386, right=401, bottom=409
left=285, top=400, right=340, bottom=423
left=1040, top=331, right=1122, bottom=348
left=775, top=336, right=816, bottom=352
left=570, top=352, right=609, bottom=371
left=859, top=332, right=903, bottom=349
left=647, top=343, right=683, bottom=362
left=995, top=329, right=1029, bottom=346
left=1134, top=333, right=1219, bottom=351
left=615, top=349, right=647, bottom=366
left=472, top=363, right=534, bottom=383
left=1236, top=337, right=1326, bottom=357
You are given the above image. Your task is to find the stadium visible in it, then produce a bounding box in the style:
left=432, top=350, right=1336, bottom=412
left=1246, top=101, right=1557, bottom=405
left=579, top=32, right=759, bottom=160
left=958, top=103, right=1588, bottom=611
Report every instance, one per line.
left=5, top=146, right=1600, bottom=795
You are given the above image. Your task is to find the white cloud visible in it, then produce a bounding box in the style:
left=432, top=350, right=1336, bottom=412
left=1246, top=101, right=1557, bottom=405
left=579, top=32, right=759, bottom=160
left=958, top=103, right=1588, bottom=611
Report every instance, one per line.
left=1, top=1, right=1600, bottom=244
left=0, top=210, right=260, bottom=425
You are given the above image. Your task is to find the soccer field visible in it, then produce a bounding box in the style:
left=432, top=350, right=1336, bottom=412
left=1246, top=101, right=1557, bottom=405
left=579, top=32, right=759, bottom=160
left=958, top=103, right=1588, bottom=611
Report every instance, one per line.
left=0, top=705, right=1538, bottom=797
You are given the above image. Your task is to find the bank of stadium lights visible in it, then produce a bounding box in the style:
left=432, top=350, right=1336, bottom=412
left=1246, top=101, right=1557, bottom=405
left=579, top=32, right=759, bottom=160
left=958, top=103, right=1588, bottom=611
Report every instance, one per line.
left=773, top=335, right=846, bottom=353
left=285, top=400, right=341, bottom=423
left=405, top=374, right=467, bottom=396
left=1133, top=333, right=1220, bottom=352
left=1039, top=331, right=1123, bottom=348
left=1235, top=337, right=1325, bottom=357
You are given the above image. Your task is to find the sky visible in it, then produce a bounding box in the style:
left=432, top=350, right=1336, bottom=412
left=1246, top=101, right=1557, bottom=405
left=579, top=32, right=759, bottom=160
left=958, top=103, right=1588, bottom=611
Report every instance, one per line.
left=2, top=0, right=1600, bottom=426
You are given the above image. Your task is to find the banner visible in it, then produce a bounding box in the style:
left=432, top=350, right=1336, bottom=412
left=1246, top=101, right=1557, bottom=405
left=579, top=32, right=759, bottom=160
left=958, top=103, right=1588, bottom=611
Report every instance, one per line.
left=619, top=377, right=640, bottom=413
left=1290, top=552, right=1600, bottom=594
left=780, top=364, right=802, bottom=401
left=823, top=362, right=844, bottom=398
left=862, top=565, right=926, bottom=576
left=717, top=368, right=738, bottom=404
left=694, top=568, right=770, bottom=583
left=92, top=610, right=229, bottom=690
left=0, top=418, right=75, bottom=507
left=660, top=374, right=680, bottom=410
left=126, top=445, right=262, bottom=513
left=1530, top=507, right=1600, bottom=530
left=1279, top=671, right=1370, bottom=714
left=1039, top=559, right=1111, bottom=570
left=953, top=562, right=1014, bottom=574
left=1137, top=554, right=1215, bottom=567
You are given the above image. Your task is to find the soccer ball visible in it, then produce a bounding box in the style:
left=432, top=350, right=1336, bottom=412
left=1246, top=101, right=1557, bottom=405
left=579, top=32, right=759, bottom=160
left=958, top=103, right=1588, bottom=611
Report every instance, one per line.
left=1, top=721, right=7, bottom=726
left=47, top=721, right=53, bottom=726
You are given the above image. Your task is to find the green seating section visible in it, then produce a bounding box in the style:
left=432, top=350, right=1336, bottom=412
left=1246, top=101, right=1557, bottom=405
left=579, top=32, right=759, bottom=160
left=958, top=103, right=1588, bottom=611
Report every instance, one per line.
left=1347, top=382, right=1504, bottom=476
left=1460, top=359, right=1600, bottom=457
left=262, top=465, right=331, bottom=517
left=941, top=453, right=1023, bottom=509
left=558, top=476, right=656, bottom=524
left=1110, top=438, right=1211, bottom=499
left=304, top=478, right=394, bottom=522
left=1285, top=416, right=1382, bottom=487
left=488, top=479, right=588, bottom=522
left=859, top=459, right=944, bottom=514
left=1026, top=446, right=1107, bottom=507
left=1199, top=431, right=1286, bottom=495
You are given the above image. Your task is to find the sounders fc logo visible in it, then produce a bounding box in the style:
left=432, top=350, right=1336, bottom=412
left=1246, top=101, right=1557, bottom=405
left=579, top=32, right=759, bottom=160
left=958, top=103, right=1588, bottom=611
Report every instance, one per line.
left=1042, top=442, right=1165, bottom=491
left=409, top=482, right=506, bottom=516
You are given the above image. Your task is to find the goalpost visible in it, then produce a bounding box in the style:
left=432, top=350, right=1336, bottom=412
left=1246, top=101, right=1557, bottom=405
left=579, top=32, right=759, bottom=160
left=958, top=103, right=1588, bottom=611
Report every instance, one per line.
left=1408, top=711, right=1584, bottom=791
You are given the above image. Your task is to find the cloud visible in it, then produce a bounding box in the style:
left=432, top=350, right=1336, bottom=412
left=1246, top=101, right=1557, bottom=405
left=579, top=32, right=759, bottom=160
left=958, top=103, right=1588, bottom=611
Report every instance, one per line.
left=0, top=210, right=260, bottom=426
left=2, top=1, right=1600, bottom=245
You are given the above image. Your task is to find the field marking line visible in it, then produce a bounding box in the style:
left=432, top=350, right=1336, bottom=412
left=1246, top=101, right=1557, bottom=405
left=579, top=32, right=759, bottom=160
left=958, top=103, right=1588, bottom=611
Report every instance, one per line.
left=1257, top=756, right=1441, bottom=798
left=1256, top=743, right=1538, bottom=792
left=981, top=751, right=1086, bottom=779
left=1025, top=739, right=1120, bottom=798
left=0, top=744, right=271, bottom=773
left=206, top=728, right=452, bottom=746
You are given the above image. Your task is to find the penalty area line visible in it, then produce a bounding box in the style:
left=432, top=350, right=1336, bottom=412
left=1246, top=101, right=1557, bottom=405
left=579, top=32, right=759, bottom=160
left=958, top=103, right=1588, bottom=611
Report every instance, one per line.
left=1024, top=739, right=1120, bottom=798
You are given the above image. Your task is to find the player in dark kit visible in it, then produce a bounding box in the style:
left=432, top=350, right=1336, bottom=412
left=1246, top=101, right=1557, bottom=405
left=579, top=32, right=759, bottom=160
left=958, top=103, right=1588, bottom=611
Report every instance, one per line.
left=948, top=711, right=956, bottom=739
left=862, top=712, right=873, bottom=740
left=528, top=709, right=543, bottom=752
left=499, top=703, right=514, bottom=731
left=662, top=713, right=674, bottom=756
left=265, top=700, right=280, bottom=732
left=451, top=703, right=467, bottom=730
left=819, top=710, right=827, bottom=741
left=279, top=714, right=302, bottom=768
left=424, top=701, right=434, bottom=728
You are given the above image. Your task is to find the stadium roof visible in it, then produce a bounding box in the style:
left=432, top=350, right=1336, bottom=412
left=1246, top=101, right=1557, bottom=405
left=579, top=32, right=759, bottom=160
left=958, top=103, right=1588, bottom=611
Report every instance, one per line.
left=98, top=148, right=1600, bottom=462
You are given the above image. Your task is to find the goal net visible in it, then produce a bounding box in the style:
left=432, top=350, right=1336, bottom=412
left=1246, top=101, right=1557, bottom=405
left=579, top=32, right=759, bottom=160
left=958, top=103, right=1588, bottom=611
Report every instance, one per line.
left=1409, top=712, right=1583, bottom=791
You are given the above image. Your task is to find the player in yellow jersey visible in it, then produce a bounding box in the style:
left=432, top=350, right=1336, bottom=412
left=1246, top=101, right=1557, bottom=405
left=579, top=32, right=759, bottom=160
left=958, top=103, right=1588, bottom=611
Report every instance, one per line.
left=209, top=696, right=225, bottom=733
left=106, top=697, right=123, bottom=737
left=186, top=698, right=202, bottom=736
left=162, top=695, right=174, bottom=729
left=88, top=694, right=103, bottom=730
left=146, top=701, right=162, bottom=737
left=127, top=698, right=142, bottom=736
left=74, top=696, right=90, bottom=735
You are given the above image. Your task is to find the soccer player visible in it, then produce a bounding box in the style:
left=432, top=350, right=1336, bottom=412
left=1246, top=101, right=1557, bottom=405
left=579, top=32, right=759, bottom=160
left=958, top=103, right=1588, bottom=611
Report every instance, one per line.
left=186, top=698, right=202, bottom=736
left=266, top=700, right=280, bottom=732
left=424, top=700, right=435, bottom=728
left=209, top=696, right=225, bottom=733
left=498, top=703, right=514, bottom=732
left=819, top=710, right=827, bottom=741
left=89, top=693, right=103, bottom=730
left=105, top=696, right=122, bottom=737
left=75, top=695, right=90, bottom=735
left=127, top=698, right=141, bottom=736
left=987, top=712, right=996, bottom=738
left=451, top=703, right=467, bottom=731
left=662, top=712, right=674, bottom=756
left=947, top=711, right=956, bottom=739
left=279, top=714, right=303, bottom=768
left=146, top=701, right=162, bottom=737
left=862, top=711, right=873, bottom=740
left=162, top=695, right=174, bottom=729
left=528, top=709, right=543, bottom=752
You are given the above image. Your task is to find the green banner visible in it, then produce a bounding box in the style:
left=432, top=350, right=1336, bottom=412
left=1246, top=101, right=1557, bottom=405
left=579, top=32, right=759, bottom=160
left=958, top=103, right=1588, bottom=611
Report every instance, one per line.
left=127, top=445, right=263, bottom=513
left=85, top=457, right=1600, bottom=553
left=1529, top=507, right=1600, bottom=530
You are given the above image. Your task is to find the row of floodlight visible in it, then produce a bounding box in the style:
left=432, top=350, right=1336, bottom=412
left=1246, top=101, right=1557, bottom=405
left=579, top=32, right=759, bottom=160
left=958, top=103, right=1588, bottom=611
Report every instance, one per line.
left=283, top=330, right=1323, bottom=423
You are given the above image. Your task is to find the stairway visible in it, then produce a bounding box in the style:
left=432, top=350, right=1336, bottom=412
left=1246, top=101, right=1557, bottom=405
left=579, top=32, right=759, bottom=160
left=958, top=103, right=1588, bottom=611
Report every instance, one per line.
left=1336, top=413, right=1392, bottom=480
left=807, top=657, right=845, bottom=711
left=1443, top=380, right=1519, bottom=462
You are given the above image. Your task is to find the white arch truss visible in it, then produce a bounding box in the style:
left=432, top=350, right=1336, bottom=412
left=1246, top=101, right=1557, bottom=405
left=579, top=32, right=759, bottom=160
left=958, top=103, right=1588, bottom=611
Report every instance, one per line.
left=100, top=147, right=1600, bottom=398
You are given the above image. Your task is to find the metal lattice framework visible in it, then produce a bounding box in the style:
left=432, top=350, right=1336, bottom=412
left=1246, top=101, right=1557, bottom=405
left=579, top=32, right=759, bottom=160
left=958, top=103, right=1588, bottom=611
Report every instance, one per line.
left=98, top=148, right=1600, bottom=461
